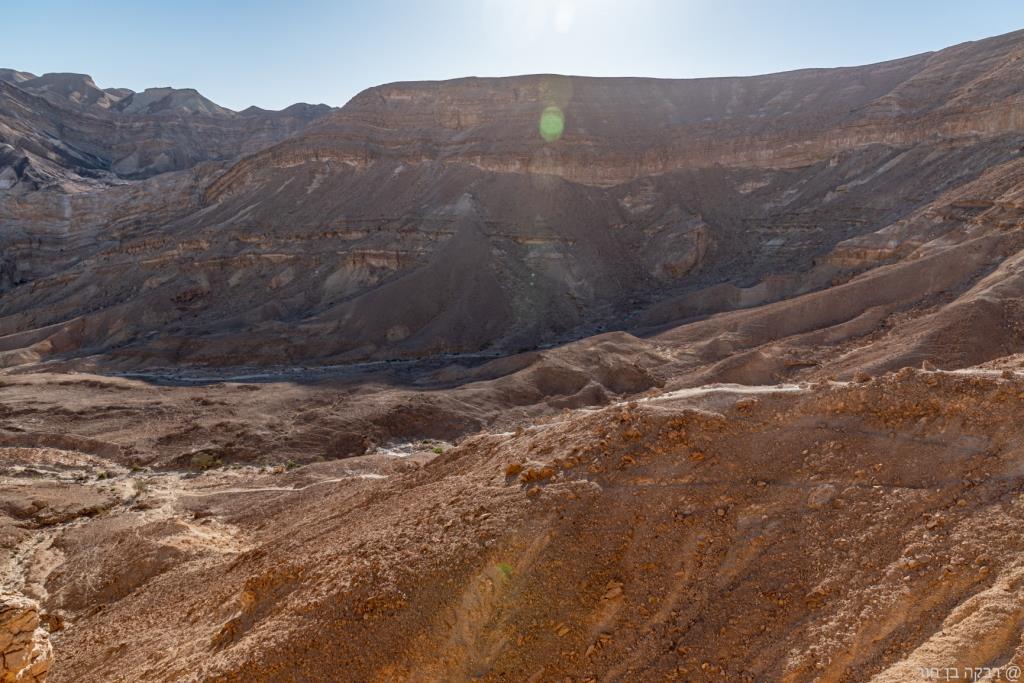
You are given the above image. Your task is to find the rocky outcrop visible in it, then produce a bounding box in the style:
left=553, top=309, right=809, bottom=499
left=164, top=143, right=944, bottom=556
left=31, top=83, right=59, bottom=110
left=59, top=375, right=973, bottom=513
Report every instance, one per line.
left=0, top=594, right=51, bottom=682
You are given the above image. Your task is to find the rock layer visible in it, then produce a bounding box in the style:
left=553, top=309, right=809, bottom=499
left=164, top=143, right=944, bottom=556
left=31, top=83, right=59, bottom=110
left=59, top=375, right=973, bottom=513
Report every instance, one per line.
left=3, top=31, right=1024, bottom=370
left=0, top=594, right=51, bottom=683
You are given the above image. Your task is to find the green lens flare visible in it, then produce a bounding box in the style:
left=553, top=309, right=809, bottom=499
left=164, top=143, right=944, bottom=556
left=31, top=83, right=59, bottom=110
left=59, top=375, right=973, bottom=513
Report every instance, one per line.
left=539, top=106, right=565, bottom=142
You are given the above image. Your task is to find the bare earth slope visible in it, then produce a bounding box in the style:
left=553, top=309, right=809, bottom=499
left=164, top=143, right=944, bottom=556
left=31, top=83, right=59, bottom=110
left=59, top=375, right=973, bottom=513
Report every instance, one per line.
left=6, top=366, right=1024, bottom=681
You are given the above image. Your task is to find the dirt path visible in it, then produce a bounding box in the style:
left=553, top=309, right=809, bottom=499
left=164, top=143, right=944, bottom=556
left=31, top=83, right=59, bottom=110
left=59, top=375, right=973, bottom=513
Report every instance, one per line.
left=178, top=474, right=381, bottom=497
left=1, top=515, right=91, bottom=600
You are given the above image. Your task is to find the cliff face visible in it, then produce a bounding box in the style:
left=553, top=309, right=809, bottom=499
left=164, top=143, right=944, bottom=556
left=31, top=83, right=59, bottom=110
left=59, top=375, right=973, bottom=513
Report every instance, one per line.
left=214, top=28, right=1024, bottom=189
left=2, top=30, right=1024, bottom=369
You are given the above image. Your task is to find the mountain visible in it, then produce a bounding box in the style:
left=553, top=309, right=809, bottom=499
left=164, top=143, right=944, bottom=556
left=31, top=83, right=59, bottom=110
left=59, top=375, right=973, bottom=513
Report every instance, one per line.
left=14, top=72, right=124, bottom=111
left=2, top=30, right=1024, bottom=374
left=0, top=71, right=333, bottom=187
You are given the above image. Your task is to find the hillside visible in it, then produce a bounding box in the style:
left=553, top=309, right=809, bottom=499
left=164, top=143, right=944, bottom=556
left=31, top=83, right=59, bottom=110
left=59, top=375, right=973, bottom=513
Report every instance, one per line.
left=2, top=31, right=1023, bottom=372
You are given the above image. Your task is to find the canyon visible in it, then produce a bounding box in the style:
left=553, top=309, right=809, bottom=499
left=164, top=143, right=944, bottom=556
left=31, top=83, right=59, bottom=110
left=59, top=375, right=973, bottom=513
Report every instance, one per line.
left=2, top=27, right=1024, bottom=682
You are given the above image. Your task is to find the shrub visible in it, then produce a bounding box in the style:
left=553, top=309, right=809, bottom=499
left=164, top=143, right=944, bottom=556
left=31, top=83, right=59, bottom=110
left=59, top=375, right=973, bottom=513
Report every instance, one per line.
left=190, top=452, right=223, bottom=470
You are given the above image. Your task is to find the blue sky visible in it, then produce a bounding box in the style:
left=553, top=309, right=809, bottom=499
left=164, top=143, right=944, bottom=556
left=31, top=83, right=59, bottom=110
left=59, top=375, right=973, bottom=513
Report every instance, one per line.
left=5, top=0, right=1024, bottom=111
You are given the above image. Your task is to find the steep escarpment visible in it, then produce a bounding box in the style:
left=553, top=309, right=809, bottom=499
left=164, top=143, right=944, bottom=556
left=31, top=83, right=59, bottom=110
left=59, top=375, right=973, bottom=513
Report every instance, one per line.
left=213, top=28, right=1024, bottom=190
left=3, top=30, right=1024, bottom=372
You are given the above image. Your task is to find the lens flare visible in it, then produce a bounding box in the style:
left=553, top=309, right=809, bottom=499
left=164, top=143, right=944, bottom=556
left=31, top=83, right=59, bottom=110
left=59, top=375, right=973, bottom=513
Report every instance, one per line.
left=539, top=106, right=565, bottom=142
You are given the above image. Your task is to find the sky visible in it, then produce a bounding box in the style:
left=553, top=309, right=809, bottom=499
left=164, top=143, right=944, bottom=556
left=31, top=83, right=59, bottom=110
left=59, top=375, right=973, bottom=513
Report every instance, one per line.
left=4, top=0, right=1024, bottom=111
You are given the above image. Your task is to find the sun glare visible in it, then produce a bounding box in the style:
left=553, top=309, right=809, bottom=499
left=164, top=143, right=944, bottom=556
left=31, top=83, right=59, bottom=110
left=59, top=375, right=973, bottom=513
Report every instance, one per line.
left=554, top=2, right=575, bottom=33
left=484, top=0, right=582, bottom=41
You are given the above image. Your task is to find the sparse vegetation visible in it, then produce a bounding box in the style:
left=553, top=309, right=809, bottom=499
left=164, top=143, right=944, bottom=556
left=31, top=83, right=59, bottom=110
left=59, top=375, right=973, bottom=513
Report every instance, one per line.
left=190, top=452, right=223, bottom=470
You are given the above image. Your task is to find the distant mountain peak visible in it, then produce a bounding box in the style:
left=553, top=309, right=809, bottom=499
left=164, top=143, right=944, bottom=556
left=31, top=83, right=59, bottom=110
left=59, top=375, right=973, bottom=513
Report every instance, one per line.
left=15, top=71, right=124, bottom=110
left=112, top=86, right=235, bottom=116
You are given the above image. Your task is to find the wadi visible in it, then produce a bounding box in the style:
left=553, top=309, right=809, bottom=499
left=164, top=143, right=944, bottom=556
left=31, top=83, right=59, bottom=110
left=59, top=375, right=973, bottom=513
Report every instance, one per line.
left=3, top=25, right=1024, bottom=682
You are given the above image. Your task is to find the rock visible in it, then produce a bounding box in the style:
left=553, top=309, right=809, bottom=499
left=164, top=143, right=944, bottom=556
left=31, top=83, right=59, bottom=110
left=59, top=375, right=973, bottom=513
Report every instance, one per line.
left=807, top=485, right=837, bottom=510
left=520, top=466, right=557, bottom=484
left=0, top=594, right=52, bottom=683
left=602, top=582, right=624, bottom=600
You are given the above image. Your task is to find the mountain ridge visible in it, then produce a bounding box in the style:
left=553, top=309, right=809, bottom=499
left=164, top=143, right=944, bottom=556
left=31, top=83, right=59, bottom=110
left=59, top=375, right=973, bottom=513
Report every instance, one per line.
left=0, top=71, right=334, bottom=186
left=1, top=28, right=1023, bottom=374
left=0, top=68, right=333, bottom=115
